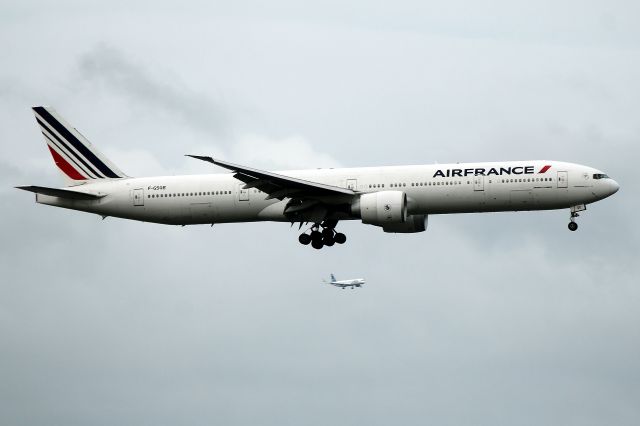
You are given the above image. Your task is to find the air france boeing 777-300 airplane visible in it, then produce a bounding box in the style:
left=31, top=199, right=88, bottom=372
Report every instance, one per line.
left=17, top=107, right=619, bottom=249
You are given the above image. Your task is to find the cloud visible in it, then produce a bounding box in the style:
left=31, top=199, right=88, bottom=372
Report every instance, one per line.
left=179, top=132, right=342, bottom=175
left=77, top=46, right=341, bottom=173
left=229, top=133, right=341, bottom=169
left=2, top=4, right=640, bottom=426
left=78, top=45, right=230, bottom=138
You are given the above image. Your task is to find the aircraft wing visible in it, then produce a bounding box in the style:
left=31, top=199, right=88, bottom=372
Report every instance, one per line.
left=187, top=156, right=356, bottom=201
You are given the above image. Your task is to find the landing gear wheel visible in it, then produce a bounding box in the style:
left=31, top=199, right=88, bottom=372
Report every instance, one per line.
left=310, top=230, right=322, bottom=242
left=298, top=233, right=312, bottom=245
left=323, top=236, right=335, bottom=246
left=311, top=239, right=324, bottom=250
left=567, top=206, right=584, bottom=232
left=334, top=233, right=346, bottom=244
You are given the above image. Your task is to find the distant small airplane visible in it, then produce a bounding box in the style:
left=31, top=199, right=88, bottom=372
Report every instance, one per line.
left=324, top=274, right=365, bottom=289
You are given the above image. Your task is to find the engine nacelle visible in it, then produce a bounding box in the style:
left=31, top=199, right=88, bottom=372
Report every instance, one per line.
left=353, top=191, right=407, bottom=225
left=382, top=214, right=428, bottom=233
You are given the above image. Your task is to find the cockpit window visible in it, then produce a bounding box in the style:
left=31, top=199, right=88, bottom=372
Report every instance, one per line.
left=593, top=174, right=610, bottom=179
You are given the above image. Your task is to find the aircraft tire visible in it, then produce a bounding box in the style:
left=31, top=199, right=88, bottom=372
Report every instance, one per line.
left=323, top=237, right=335, bottom=247
left=334, top=233, right=347, bottom=244
left=311, top=239, right=324, bottom=250
left=298, top=233, right=312, bottom=245
left=568, top=222, right=578, bottom=231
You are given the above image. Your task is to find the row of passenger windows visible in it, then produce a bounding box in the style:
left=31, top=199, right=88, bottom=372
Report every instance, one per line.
left=411, top=181, right=464, bottom=186
left=147, top=177, right=558, bottom=199
left=148, top=190, right=231, bottom=199
left=369, top=177, right=555, bottom=189
left=500, top=178, right=553, bottom=183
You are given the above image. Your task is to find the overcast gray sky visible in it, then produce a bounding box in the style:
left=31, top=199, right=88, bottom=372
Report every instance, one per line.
left=1, top=1, right=639, bottom=425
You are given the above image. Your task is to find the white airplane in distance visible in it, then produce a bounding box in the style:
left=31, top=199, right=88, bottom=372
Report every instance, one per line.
left=324, top=274, right=365, bottom=289
left=17, top=107, right=620, bottom=249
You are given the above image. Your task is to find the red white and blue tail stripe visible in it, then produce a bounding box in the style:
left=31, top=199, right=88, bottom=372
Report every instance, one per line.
left=32, top=106, right=127, bottom=183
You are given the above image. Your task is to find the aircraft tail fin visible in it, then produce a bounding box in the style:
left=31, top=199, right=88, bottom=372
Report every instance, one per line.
left=32, top=106, right=127, bottom=185
left=330, top=273, right=336, bottom=282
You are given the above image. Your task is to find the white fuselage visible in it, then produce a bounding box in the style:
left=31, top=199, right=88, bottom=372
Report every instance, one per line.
left=332, top=279, right=366, bottom=286
left=35, top=160, right=619, bottom=226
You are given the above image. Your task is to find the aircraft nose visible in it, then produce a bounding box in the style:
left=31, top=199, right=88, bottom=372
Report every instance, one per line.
left=609, top=179, right=620, bottom=195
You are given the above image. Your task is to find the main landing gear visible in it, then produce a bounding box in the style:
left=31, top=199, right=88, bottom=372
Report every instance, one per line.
left=568, top=204, right=586, bottom=231
left=298, top=222, right=347, bottom=249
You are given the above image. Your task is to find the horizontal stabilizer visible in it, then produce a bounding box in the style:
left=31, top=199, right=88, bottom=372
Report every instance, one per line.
left=16, top=185, right=105, bottom=200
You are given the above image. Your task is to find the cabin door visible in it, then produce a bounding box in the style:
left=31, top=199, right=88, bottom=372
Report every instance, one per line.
left=133, top=188, right=144, bottom=206
left=238, top=184, right=249, bottom=201
left=473, top=175, right=484, bottom=191
left=557, top=171, right=568, bottom=188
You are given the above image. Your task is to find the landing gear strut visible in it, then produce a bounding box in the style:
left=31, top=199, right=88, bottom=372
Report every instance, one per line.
left=568, top=204, right=586, bottom=232
left=298, top=222, right=347, bottom=249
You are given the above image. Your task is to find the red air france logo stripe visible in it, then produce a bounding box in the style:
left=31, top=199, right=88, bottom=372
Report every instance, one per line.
left=538, top=165, right=551, bottom=174
left=47, top=145, right=87, bottom=180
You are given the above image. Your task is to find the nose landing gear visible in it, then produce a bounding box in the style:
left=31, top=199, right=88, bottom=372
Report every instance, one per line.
left=298, top=222, right=347, bottom=249
left=568, top=204, right=586, bottom=231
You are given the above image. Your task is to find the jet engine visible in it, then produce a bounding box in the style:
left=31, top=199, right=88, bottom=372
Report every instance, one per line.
left=352, top=191, right=407, bottom=225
